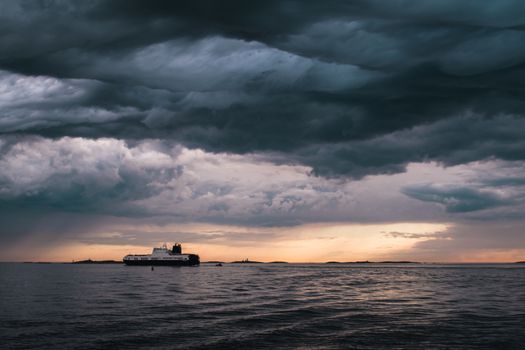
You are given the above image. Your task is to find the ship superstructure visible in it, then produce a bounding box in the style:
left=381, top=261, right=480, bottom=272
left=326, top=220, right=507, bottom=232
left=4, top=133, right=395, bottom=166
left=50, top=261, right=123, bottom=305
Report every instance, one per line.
left=123, top=243, right=200, bottom=266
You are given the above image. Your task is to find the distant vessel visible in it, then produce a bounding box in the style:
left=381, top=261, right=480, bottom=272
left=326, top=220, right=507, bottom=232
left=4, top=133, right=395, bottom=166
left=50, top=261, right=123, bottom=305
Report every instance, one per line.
left=123, top=243, right=200, bottom=266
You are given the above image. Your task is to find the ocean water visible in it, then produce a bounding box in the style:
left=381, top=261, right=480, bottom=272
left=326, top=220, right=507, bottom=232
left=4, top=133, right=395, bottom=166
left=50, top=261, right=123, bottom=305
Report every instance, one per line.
left=1, top=263, right=525, bottom=350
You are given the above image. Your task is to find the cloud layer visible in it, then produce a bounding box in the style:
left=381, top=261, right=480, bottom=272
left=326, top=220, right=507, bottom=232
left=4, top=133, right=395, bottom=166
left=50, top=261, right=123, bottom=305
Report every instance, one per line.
left=1, top=1, right=525, bottom=259
left=2, top=1, right=525, bottom=178
left=0, top=137, right=356, bottom=230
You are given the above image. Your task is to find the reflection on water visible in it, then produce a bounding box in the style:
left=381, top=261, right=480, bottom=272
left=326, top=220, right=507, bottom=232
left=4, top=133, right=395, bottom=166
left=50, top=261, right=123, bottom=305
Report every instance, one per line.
left=1, top=263, right=525, bottom=349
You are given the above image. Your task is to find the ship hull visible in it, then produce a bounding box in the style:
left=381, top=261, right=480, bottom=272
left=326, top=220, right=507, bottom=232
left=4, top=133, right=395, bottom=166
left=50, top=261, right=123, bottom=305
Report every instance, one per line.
left=123, top=259, right=199, bottom=266
left=123, top=254, right=200, bottom=266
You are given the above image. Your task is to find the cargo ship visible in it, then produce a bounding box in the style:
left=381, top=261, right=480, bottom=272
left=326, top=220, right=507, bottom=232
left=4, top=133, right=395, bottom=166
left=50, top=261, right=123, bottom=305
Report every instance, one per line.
left=123, top=243, right=200, bottom=266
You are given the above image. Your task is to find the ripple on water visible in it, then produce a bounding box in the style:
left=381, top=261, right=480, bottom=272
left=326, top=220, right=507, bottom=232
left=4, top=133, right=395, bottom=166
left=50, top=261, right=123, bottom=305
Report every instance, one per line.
left=1, top=263, right=525, bottom=350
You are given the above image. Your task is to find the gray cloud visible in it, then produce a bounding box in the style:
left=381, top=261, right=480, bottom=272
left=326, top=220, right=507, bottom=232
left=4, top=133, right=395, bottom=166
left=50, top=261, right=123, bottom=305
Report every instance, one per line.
left=384, top=231, right=452, bottom=239
left=0, top=137, right=361, bottom=232
left=402, top=185, right=510, bottom=213
left=400, top=159, right=525, bottom=216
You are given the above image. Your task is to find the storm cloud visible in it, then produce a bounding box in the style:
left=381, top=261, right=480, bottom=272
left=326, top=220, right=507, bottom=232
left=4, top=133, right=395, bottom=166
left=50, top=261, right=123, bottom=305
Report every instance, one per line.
left=1, top=1, right=525, bottom=178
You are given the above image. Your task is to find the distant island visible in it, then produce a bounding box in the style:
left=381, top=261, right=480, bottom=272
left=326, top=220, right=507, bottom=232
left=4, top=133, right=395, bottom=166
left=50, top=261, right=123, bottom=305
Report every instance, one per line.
left=205, top=260, right=288, bottom=264
left=516, top=261, right=525, bottom=264
left=326, top=260, right=419, bottom=264
left=231, top=259, right=263, bottom=263
left=21, top=259, right=123, bottom=264
left=72, top=259, right=122, bottom=264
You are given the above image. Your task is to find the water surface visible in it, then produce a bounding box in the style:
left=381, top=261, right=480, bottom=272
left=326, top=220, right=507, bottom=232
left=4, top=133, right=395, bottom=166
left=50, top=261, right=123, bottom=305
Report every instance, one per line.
left=1, top=263, right=525, bottom=349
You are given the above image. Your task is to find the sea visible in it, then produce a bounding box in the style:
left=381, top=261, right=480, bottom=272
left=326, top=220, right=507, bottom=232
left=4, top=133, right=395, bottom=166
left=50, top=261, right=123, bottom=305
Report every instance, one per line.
left=1, top=263, right=525, bottom=350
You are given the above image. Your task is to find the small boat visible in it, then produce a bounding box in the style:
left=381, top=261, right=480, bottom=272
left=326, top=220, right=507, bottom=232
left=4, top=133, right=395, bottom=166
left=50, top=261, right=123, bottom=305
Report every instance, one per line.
left=216, top=263, right=223, bottom=266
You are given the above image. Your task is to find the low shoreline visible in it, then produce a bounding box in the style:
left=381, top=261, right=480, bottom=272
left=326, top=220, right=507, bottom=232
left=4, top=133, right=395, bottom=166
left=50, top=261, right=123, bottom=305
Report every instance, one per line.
left=4, top=260, right=524, bottom=265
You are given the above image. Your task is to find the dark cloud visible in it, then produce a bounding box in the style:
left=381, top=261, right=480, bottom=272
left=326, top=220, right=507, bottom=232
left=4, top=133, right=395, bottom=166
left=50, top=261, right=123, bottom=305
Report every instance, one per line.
left=482, top=177, right=525, bottom=187
left=1, top=1, right=525, bottom=179
left=384, top=231, right=451, bottom=239
left=402, top=185, right=510, bottom=213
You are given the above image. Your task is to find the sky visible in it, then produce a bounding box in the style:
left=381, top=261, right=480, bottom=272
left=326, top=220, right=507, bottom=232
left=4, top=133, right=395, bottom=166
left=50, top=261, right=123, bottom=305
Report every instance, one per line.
left=1, top=0, right=525, bottom=262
